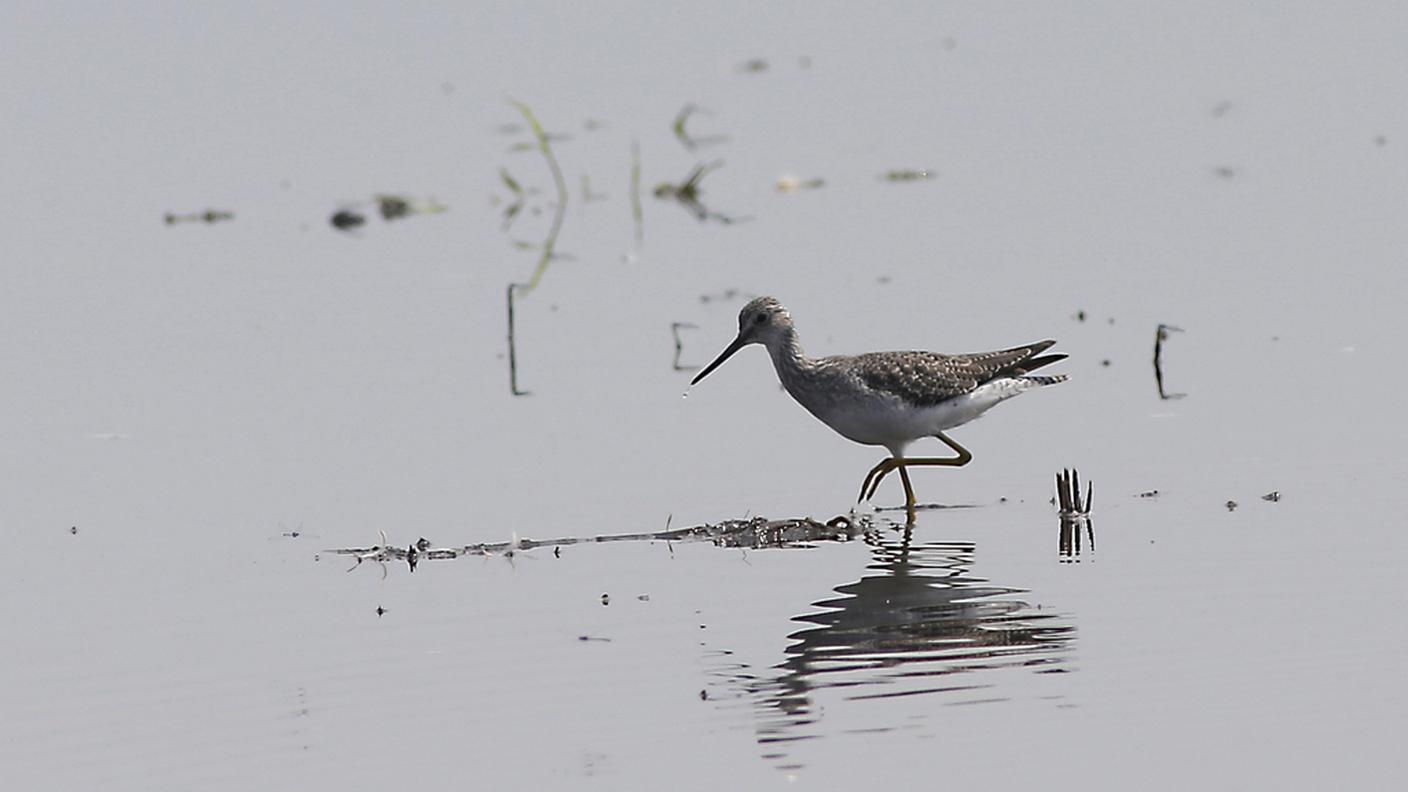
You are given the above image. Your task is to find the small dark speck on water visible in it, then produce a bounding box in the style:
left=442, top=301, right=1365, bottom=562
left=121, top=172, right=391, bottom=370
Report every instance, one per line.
left=601, top=593, right=611, bottom=606
left=331, top=209, right=365, bottom=230
left=1226, top=500, right=1239, bottom=511
left=1075, top=310, right=1087, bottom=322
left=699, top=689, right=708, bottom=701
left=70, top=526, right=78, bottom=535
left=1138, top=490, right=1160, bottom=498
left=637, top=594, right=650, bottom=602
left=376, top=606, right=387, bottom=617
left=1375, top=135, right=1387, bottom=146
left=1262, top=491, right=1281, bottom=502
left=553, top=546, right=561, bottom=558
left=1101, top=359, right=1111, bottom=367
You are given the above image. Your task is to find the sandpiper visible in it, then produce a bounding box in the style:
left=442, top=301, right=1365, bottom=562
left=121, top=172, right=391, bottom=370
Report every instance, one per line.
left=690, top=297, right=1067, bottom=521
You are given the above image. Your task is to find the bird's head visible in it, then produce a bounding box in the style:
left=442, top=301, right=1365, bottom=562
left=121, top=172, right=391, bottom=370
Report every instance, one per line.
left=690, top=296, right=793, bottom=386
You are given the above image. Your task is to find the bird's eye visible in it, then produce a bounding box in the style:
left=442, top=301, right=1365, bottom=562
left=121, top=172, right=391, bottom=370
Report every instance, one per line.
left=753, top=313, right=767, bottom=325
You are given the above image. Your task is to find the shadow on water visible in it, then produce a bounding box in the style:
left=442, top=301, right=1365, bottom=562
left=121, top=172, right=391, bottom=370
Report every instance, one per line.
left=707, top=519, right=1075, bottom=768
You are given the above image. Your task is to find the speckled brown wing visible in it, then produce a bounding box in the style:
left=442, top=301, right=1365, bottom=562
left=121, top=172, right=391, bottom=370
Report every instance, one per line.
left=847, top=340, right=1061, bottom=407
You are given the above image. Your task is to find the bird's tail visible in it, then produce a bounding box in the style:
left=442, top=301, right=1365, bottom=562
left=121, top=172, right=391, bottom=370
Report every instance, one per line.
left=1019, top=374, right=1068, bottom=386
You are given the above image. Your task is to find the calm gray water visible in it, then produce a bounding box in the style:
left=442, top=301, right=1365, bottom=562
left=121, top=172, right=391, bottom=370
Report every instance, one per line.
left=4, top=2, right=1407, bottom=789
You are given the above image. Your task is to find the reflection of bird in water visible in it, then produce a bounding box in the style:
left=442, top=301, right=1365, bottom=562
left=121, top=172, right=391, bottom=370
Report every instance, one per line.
left=712, top=522, right=1073, bottom=760
left=690, top=297, right=1067, bottom=520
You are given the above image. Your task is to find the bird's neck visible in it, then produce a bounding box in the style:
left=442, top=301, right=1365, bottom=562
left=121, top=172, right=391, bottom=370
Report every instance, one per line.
left=765, top=327, right=815, bottom=387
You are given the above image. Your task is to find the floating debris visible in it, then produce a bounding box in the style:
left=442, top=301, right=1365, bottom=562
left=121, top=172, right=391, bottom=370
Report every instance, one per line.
left=1154, top=324, right=1186, bottom=400
left=376, top=194, right=448, bottom=221
left=164, top=209, right=234, bottom=225
left=328, top=515, right=863, bottom=574
left=1074, top=310, right=1086, bottom=322
left=1137, top=490, right=1160, bottom=498
left=1262, top=491, right=1281, bottom=503
left=881, top=169, right=934, bottom=182
left=493, top=168, right=529, bottom=230
left=736, top=58, right=769, bottom=73
left=654, top=160, right=749, bottom=224
left=1226, top=500, right=1239, bottom=511
left=330, top=209, right=365, bottom=231
left=775, top=175, right=825, bottom=193
left=672, top=104, right=728, bottom=150
left=378, top=194, right=411, bottom=220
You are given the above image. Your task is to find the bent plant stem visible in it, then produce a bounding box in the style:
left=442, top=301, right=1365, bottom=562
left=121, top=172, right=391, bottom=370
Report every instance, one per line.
left=504, top=99, right=570, bottom=395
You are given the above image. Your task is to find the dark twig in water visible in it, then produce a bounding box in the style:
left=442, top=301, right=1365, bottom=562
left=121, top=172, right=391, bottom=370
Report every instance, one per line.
left=1154, top=324, right=1186, bottom=400
left=506, top=284, right=529, bottom=396
left=671, top=322, right=698, bottom=370
left=503, top=99, right=570, bottom=396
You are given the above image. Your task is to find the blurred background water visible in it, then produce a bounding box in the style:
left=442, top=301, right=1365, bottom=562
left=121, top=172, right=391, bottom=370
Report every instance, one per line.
left=2, top=2, right=1406, bottom=789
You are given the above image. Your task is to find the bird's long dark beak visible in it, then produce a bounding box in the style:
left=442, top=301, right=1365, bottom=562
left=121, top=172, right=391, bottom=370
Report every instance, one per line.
left=690, top=334, right=747, bottom=386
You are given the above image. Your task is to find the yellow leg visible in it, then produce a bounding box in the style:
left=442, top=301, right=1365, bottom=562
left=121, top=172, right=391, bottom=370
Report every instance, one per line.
left=898, top=465, right=917, bottom=522
left=857, top=432, right=975, bottom=512
left=857, top=458, right=894, bottom=503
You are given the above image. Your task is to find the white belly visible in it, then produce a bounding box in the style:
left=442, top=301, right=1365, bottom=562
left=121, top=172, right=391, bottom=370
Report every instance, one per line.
left=804, top=378, right=1040, bottom=455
